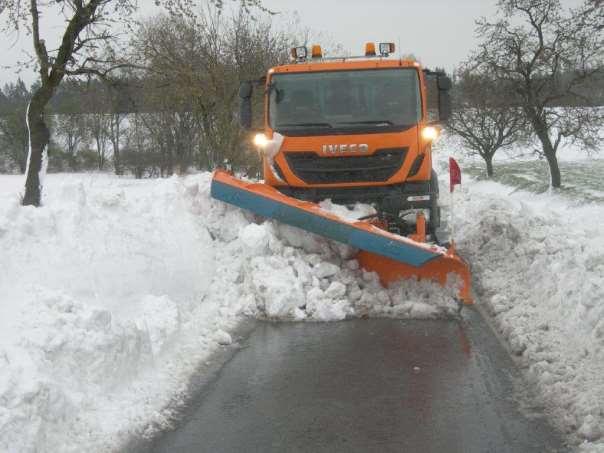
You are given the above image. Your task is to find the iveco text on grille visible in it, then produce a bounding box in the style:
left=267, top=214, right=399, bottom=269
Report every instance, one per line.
left=322, top=144, right=369, bottom=154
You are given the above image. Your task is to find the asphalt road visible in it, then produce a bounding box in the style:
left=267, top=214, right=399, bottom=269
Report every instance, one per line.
left=149, top=308, right=565, bottom=453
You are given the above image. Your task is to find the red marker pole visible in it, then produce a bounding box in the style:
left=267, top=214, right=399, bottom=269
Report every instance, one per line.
left=449, top=157, right=461, bottom=243
left=449, top=157, right=461, bottom=192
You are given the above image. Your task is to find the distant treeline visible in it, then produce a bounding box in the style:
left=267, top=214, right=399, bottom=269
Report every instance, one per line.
left=1, top=67, right=602, bottom=176
left=0, top=8, right=295, bottom=176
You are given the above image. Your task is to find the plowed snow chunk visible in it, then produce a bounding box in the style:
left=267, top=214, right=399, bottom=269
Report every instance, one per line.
left=138, top=295, right=180, bottom=355
left=239, top=223, right=270, bottom=253
left=345, top=259, right=359, bottom=270
left=313, top=262, right=340, bottom=278
left=245, top=256, right=306, bottom=318
left=306, top=296, right=351, bottom=321
left=318, top=199, right=376, bottom=221
left=325, top=281, right=347, bottom=299
left=214, top=330, right=233, bottom=346
left=276, top=224, right=324, bottom=253
left=306, top=287, right=324, bottom=302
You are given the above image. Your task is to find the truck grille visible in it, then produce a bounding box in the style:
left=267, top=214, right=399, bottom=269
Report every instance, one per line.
left=284, top=148, right=408, bottom=184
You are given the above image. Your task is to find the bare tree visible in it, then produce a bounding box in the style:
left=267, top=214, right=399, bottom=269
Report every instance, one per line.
left=123, top=112, right=153, bottom=179
left=108, top=109, right=125, bottom=174
left=55, top=112, right=90, bottom=171
left=1, top=0, right=269, bottom=204
left=0, top=79, right=31, bottom=173
left=448, top=69, right=526, bottom=177
left=89, top=114, right=110, bottom=170
left=83, top=82, right=112, bottom=170
left=104, top=77, right=129, bottom=175
left=130, top=7, right=293, bottom=175
left=1, top=0, right=139, bottom=205
left=581, top=0, right=603, bottom=31
left=473, top=0, right=603, bottom=188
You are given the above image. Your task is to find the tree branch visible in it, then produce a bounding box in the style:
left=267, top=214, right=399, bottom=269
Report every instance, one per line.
left=30, top=0, right=50, bottom=82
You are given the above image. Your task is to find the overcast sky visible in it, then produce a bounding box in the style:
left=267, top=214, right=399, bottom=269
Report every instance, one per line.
left=0, top=0, right=583, bottom=86
left=262, top=0, right=498, bottom=70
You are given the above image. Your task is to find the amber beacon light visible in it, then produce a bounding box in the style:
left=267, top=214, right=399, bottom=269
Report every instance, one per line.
left=365, top=42, right=376, bottom=56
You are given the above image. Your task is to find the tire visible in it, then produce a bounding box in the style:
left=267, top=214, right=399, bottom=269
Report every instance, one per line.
left=429, top=170, right=440, bottom=233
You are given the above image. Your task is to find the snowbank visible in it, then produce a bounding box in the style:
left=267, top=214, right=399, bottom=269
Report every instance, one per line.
left=436, top=129, right=604, bottom=449
left=0, top=173, right=458, bottom=452
left=450, top=177, right=604, bottom=450
left=0, top=174, right=238, bottom=452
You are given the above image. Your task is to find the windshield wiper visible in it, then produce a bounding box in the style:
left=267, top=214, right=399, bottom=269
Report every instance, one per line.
left=336, top=120, right=395, bottom=126
left=277, top=122, right=333, bottom=128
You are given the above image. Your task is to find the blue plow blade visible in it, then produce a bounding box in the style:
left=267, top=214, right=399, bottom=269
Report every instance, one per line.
left=210, top=175, right=442, bottom=268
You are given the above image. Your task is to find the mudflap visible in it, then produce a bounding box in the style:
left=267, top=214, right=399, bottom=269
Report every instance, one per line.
left=211, top=170, right=472, bottom=304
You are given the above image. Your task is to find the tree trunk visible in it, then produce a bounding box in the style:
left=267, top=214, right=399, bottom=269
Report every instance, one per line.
left=526, top=108, right=562, bottom=188
left=68, top=147, right=78, bottom=172
left=535, top=131, right=562, bottom=188
left=544, top=150, right=561, bottom=188
left=23, top=89, right=52, bottom=206
left=485, top=154, right=494, bottom=178
left=112, top=115, right=122, bottom=175
left=96, top=135, right=105, bottom=171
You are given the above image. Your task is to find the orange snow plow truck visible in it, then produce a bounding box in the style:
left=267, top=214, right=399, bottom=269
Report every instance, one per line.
left=211, top=43, right=472, bottom=304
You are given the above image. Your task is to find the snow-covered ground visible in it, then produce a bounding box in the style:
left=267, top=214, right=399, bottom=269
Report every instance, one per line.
left=1, top=133, right=603, bottom=451
left=0, top=173, right=458, bottom=453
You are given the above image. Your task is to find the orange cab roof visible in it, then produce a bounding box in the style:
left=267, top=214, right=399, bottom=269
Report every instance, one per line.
left=270, top=58, right=421, bottom=74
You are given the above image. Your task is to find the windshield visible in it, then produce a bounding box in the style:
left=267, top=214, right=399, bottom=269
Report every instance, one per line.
left=268, top=68, right=421, bottom=135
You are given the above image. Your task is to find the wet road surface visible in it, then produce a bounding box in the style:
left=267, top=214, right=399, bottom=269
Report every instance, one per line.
left=150, top=308, right=565, bottom=453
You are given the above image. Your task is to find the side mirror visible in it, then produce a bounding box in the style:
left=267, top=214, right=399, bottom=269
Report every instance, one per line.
left=437, top=75, right=452, bottom=122
left=239, top=81, right=253, bottom=129
left=438, top=90, right=451, bottom=122
left=239, top=81, right=253, bottom=99
left=437, top=75, right=452, bottom=91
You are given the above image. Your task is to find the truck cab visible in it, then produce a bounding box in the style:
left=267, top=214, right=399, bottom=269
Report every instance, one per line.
left=239, top=43, right=452, bottom=237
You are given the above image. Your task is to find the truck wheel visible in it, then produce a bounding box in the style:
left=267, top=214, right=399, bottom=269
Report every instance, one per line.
left=429, top=170, right=440, bottom=233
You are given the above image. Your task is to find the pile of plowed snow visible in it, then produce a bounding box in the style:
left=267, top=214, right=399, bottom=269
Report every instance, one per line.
left=196, top=176, right=459, bottom=322
left=0, top=173, right=458, bottom=453
left=450, top=177, right=604, bottom=450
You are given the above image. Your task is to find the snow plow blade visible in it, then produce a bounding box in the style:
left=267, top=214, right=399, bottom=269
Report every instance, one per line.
left=211, top=170, right=472, bottom=304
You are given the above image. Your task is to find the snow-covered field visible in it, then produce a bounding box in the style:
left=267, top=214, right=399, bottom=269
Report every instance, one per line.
left=1, top=137, right=603, bottom=451
left=443, top=131, right=604, bottom=203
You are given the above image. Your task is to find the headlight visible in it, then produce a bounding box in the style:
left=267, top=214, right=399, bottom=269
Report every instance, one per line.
left=253, top=133, right=270, bottom=148
left=421, top=126, right=439, bottom=141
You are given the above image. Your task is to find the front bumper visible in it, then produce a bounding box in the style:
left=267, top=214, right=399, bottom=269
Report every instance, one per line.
left=277, top=181, right=432, bottom=214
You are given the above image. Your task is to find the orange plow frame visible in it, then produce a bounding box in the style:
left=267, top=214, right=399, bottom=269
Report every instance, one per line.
left=357, top=246, right=472, bottom=304
left=211, top=170, right=472, bottom=304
